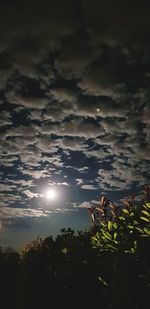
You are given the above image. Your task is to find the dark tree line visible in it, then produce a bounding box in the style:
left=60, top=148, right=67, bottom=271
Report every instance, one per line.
left=0, top=198, right=150, bottom=309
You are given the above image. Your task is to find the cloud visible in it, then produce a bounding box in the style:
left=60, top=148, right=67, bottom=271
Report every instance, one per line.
left=50, top=87, right=77, bottom=103
left=4, top=124, right=39, bottom=138
left=78, top=201, right=91, bottom=208
left=77, top=65, right=126, bottom=98
left=78, top=167, right=89, bottom=173
left=19, top=147, right=42, bottom=166
left=0, top=0, right=150, bottom=236
left=23, top=190, right=43, bottom=199
left=0, top=192, right=22, bottom=204
left=7, top=179, right=33, bottom=187
left=81, top=184, right=97, bottom=190
left=75, top=178, right=97, bottom=190
left=84, top=148, right=111, bottom=160
left=76, top=178, right=84, bottom=186
left=0, top=184, right=16, bottom=192
left=0, top=155, right=19, bottom=166
left=55, top=38, right=92, bottom=78
left=0, top=111, right=12, bottom=127
left=6, top=92, right=48, bottom=109
left=0, top=205, right=51, bottom=220
left=142, top=106, right=150, bottom=124
left=0, top=1, right=79, bottom=71
left=19, top=167, right=50, bottom=179
left=36, top=136, right=58, bottom=153
left=78, top=200, right=99, bottom=208
left=41, top=120, right=102, bottom=138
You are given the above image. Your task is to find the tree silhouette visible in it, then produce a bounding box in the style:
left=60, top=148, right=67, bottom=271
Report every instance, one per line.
left=0, top=189, right=150, bottom=309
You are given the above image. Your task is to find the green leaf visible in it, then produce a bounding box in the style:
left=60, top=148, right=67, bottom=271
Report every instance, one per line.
left=108, top=221, right=112, bottom=231
left=128, top=225, right=134, bottom=229
left=129, top=212, right=134, bottom=217
left=140, top=216, right=149, bottom=222
left=143, top=228, right=150, bottom=235
left=119, top=216, right=125, bottom=221
left=105, top=244, right=118, bottom=250
left=62, top=248, right=69, bottom=254
left=135, top=227, right=144, bottom=233
left=101, top=230, right=112, bottom=240
left=101, top=222, right=105, bottom=228
left=113, top=222, right=118, bottom=229
left=131, top=247, right=136, bottom=253
left=142, top=210, right=150, bottom=217
left=114, top=232, right=117, bottom=241
left=146, top=203, right=150, bottom=208
left=91, top=236, right=97, bottom=242
left=122, top=209, right=129, bottom=215
left=96, top=232, right=100, bottom=238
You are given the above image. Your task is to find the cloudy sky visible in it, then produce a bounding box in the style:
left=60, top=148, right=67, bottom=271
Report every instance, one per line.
left=0, top=0, right=150, bottom=249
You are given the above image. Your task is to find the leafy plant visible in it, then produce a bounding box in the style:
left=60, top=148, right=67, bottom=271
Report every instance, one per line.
left=91, top=202, right=150, bottom=254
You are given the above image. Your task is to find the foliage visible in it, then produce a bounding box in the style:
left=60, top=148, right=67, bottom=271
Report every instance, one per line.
left=91, top=202, right=150, bottom=254
left=0, top=188, right=150, bottom=309
left=90, top=197, right=150, bottom=309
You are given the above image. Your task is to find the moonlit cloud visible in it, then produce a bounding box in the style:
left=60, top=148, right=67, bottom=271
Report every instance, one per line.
left=0, top=206, right=51, bottom=219
left=6, top=92, right=48, bottom=109
left=0, top=0, right=150, bottom=247
left=23, top=190, right=43, bottom=199
left=81, top=184, right=97, bottom=190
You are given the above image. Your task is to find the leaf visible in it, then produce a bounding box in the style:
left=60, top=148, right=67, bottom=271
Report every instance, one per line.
left=140, top=216, right=149, bottom=222
left=143, top=228, right=150, bottom=235
left=114, top=232, right=117, bottom=241
left=146, top=203, right=150, bottom=208
left=108, top=221, right=112, bottom=231
left=91, top=234, right=101, bottom=248
left=105, top=243, right=118, bottom=250
left=98, top=276, right=108, bottom=287
left=122, top=209, right=130, bottom=215
left=142, top=210, right=150, bottom=217
left=113, top=222, right=118, bottom=229
left=62, top=248, right=69, bottom=254
left=101, top=230, right=112, bottom=240
left=124, top=250, right=131, bottom=253
left=135, top=227, right=144, bottom=233
left=91, top=235, right=99, bottom=244
left=128, top=225, right=134, bottom=229
left=96, top=232, right=100, bottom=238
left=119, top=216, right=125, bottom=221
left=129, top=212, right=134, bottom=217
left=131, top=247, right=136, bottom=253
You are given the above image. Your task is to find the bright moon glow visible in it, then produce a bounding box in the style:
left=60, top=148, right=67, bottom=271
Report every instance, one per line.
left=46, top=189, right=56, bottom=200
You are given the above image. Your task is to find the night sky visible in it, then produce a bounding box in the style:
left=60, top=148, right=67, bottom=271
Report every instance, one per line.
left=0, top=0, right=150, bottom=249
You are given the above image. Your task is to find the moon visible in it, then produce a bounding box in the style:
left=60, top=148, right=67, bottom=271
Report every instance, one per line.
left=46, top=189, right=56, bottom=200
